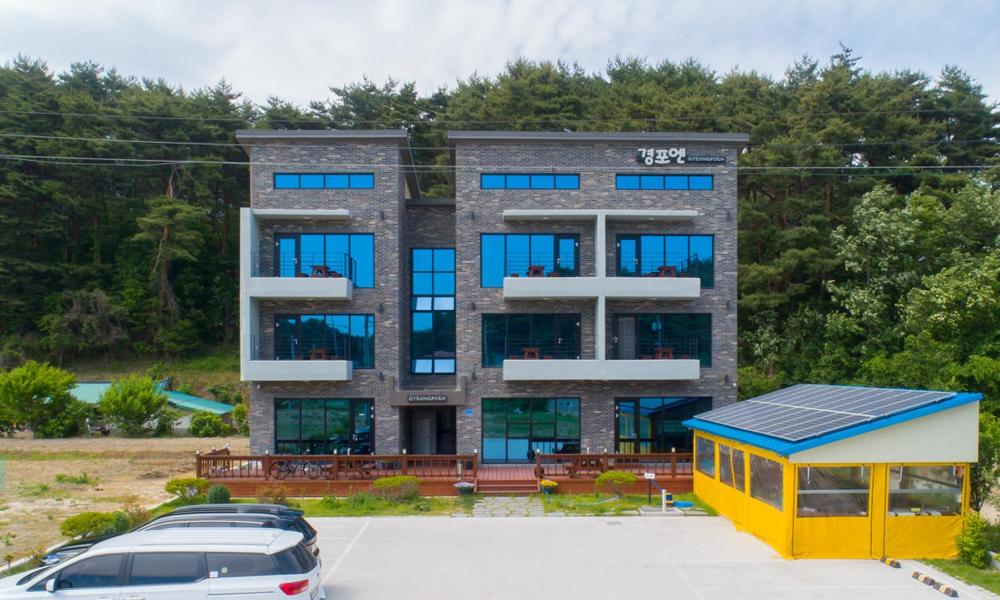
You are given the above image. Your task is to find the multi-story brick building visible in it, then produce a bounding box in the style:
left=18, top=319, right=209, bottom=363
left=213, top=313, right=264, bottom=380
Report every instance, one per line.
left=236, top=129, right=747, bottom=464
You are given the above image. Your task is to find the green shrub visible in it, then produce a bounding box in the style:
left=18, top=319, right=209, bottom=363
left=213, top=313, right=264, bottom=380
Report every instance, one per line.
left=0, top=360, right=84, bottom=437
left=206, top=484, right=231, bottom=504
left=595, top=470, right=638, bottom=496
left=320, top=496, right=342, bottom=509
left=109, top=511, right=130, bottom=534
left=60, top=512, right=116, bottom=538
left=371, top=475, right=421, bottom=502
left=958, top=513, right=992, bottom=568
left=189, top=411, right=230, bottom=437
left=165, top=477, right=209, bottom=499
left=55, top=472, right=97, bottom=485
left=346, top=492, right=379, bottom=510
left=232, top=401, right=250, bottom=436
left=98, top=375, right=172, bottom=436
left=255, top=483, right=295, bottom=507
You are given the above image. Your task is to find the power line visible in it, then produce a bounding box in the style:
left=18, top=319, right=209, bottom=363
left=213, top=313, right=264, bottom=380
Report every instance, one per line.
left=0, top=153, right=991, bottom=174
left=0, top=132, right=996, bottom=153
left=0, top=105, right=996, bottom=127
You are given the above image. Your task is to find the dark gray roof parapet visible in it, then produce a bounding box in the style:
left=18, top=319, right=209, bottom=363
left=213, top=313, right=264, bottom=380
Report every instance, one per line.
left=447, top=130, right=749, bottom=145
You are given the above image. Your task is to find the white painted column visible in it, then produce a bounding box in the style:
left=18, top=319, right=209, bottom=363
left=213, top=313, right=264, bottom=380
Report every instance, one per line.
left=239, top=208, right=256, bottom=380
left=595, top=213, right=607, bottom=360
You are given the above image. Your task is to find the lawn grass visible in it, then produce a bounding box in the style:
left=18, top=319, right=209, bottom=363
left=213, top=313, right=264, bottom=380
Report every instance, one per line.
left=540, top=492, right=716, bottom=516
left=923, top=559, right=1000, bottom=595
left=295, top=494, right=479, bottom=517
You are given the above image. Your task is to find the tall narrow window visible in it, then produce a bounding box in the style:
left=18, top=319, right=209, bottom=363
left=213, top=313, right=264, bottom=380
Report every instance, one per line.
left=411, top=248, right=456, bottom=374
left=616, top=397, right=711, bottom=453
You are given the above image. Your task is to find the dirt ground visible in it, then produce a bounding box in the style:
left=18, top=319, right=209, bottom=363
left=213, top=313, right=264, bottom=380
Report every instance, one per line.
left=0, top=436, right=249, bottom=561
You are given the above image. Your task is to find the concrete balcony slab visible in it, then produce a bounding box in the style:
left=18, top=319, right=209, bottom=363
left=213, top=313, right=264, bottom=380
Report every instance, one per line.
left=502, top=359, right=701, bottom=381
left=243, top=360, right=352, bottom=382
left=245, top=277, right=353, bottom=300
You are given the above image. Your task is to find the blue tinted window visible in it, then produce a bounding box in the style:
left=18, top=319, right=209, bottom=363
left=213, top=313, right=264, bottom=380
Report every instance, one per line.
left=481, top=174, right=506, bottom=189
left=350, top=234, right=374, bottom=287
left=350, top=174, right=374, bottom=189
left=300, top=174, right=324, bottom=189
left=433, top=249, right=455, bottom=271
left=555, top=174, right=579, bottom=189
left=274, top=174, right=299, bottom=189
left=481, top=234, right=505, bottom=287
left=616, top=175, right=640, bottom=190
left=412, top=249, right=434, bottom=272
left=640, top=175, right=664, bottom=190
left=664, top=175, right=687, bottom=190
left=507, top=174, right=530, bottom=189
left=413, top=273, right=433, bottom=295
left=530, top=174, right=555, bottom=189
left=616, top=234, right=714, bottom=287
left=325, top=174, right=349, bottom=189
left=689, top=175, right=713, bottom=190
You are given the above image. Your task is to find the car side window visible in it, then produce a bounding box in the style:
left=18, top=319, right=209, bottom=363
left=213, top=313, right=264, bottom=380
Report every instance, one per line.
left=206, top=552, right=278, bottom=578
left=127, top=552, right=206, bottom=586
left=53, top=554, right=124, bottom=590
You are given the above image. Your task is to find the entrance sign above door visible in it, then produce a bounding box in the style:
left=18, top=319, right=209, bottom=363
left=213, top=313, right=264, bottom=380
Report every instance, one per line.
left=407, top=394, right=448, bottom=403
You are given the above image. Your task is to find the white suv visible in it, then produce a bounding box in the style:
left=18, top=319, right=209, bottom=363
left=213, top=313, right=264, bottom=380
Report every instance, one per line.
left=0, top=528, right=324, bottom=600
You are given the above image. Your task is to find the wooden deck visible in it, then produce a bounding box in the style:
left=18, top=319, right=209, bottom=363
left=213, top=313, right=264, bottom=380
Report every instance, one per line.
left=197, top=450, right=692, bottom=497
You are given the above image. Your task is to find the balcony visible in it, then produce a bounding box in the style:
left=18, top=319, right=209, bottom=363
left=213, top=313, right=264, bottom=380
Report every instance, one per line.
left=245, top=252, right=356, bottom=300
left=503, top=358, right=700, bottom=381
left=243, top=359, right=353, bottom=382
left=502, top=274, right=700, bottom=300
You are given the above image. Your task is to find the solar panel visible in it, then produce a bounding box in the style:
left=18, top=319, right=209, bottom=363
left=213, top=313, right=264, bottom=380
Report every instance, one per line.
left=696, top=384, right=955, bottom=442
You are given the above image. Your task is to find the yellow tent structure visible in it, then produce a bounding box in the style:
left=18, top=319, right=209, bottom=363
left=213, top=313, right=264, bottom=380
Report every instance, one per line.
left=684, top=384, right=981, bottom=559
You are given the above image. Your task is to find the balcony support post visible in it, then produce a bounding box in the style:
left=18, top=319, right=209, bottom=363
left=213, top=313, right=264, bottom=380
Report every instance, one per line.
left=595, top=213, right=607, bottom=360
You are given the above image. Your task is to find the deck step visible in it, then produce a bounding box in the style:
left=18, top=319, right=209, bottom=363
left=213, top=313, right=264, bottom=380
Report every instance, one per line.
left=476, top=481, right=539, bottom=495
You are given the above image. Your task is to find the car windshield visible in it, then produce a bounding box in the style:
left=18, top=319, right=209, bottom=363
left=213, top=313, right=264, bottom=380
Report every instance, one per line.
left=16, top=565, right=56, bottom=586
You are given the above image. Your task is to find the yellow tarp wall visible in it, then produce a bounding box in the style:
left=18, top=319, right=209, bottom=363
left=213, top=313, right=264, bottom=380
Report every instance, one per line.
left=692, top=432, right=969, bottom=559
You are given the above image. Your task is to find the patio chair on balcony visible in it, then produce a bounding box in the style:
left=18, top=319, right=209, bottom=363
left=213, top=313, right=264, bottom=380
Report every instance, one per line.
left=654, top=347, right=674, bottom=359
left=653, top=265, right=677, bottom=277
left=522, top=347, right=541, bottom=360
left=527, top=265, right=545, bottom=277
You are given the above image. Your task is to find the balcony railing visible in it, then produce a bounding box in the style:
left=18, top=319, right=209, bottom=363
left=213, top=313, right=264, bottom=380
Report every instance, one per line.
left=534, top=452, right=693, bottom=479
left=251, top=251, right=357, bottom=282
left=501, top=251, right=578, bottom=278
left=612, top=338, right=705, bottom=362
left=617, top=253, right=710, bottom=280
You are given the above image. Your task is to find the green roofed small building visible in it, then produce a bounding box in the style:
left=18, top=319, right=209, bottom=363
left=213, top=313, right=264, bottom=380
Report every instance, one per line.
left=70, top=381, right=234, bottom=432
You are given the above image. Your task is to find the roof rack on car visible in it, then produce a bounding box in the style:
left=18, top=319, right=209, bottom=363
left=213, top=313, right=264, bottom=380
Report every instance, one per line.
left=170, top=503, right=303, bottom=517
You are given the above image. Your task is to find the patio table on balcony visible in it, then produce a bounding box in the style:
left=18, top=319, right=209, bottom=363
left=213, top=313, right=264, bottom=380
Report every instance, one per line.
left=651, top=265, right=677, bottom=277
left=310, top=265, right=343, bottom=278
left=521, top=347, right=541, bottom=360
left=527, top=265, right=546, bottom=277
left=654, top=347, right=675, bottom=359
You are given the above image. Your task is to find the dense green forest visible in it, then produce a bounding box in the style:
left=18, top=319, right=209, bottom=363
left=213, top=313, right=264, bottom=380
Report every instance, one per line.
left=0, top=49, right=997, bottom=403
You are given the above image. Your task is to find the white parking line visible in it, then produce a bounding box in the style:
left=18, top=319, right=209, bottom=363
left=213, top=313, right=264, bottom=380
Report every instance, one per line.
left=321, top=520, right=369, bottom=584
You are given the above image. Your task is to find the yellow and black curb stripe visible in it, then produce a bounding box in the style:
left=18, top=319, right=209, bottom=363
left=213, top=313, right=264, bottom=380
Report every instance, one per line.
left=879, top=557, right=900, bottom=568
left=911, top=570, right=959, bottom=597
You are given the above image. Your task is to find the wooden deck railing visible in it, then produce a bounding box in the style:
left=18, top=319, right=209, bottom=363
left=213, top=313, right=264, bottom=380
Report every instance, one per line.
left=534, top=453, right=693, bottom=479
left=196, top=452, right=478, bottom=482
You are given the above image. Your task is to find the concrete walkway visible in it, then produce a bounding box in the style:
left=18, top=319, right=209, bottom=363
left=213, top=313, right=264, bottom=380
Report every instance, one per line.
left=470, top=495, right=549, bottom=517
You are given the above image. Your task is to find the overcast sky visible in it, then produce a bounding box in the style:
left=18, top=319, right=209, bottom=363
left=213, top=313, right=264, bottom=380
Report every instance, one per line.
left=2, top=0, right=998, bottom=107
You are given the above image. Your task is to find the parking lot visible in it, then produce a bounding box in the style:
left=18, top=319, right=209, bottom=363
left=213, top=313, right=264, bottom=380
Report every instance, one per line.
left=314, top=516, right=1000, bottom=600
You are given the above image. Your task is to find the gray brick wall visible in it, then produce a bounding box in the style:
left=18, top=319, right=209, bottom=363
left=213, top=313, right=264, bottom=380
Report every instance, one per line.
left=244, top=136, right=739, bottom=459
left=452, top=141, right=738, bottom=456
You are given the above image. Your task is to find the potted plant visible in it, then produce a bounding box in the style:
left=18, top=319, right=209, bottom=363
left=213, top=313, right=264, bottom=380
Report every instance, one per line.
left=540, top=479, right=559, bottom=496
left=454, top=481, right=475, bottom=496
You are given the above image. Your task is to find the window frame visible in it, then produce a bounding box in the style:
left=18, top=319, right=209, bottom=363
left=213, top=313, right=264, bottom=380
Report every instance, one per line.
left=481, top=313, right=582, bottom=367
left=749, top=454, right=784, bottom=510
left=887, top=464, right=966, bottom=516
left=273, top=398, right=374, bottom=455
left=615, top=173, right=714, bottom=191
left=614, top=397, right=711, bottom=453
left=480, top=233, right=580, bottom=286
left=795, top=465, right=871, bottom=518
left=410, top=248, right=456, bottom=374
left=46, top=553, right=127, bottom=591
left=273, top=313, right=375, bottom=368
left=612, top=313, right=712, bottom=367
left=272, top=172, right=376, bottom=190
left=481, top=397, right=581, bottom=464
left=272, top=232, right=375, bottom=287
left=695, top=436, right=715, bottom=477
left=480, top=173, right=580, bottom=190
left=615, top=233, right=715, bottom=287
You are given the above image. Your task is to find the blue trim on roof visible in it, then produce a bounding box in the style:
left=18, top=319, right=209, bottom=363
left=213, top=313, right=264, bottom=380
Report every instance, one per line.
left=71, top=381, right=233, bottom=415
left=684, top=391, right=982, bottom=456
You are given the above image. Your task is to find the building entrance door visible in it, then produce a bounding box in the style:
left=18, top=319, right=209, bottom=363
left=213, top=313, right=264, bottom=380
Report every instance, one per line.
left=401, top=407, right=457, bottom=455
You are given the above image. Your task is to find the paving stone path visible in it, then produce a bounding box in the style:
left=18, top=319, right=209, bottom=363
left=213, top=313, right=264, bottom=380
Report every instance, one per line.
left=459, top=496, right=562, bottom=517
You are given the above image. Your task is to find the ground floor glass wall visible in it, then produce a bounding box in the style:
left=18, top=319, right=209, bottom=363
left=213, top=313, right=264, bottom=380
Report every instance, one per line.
left=482, top=398, right=580, bottom=463
left=274, top=398, right=373, bottom=455
left=615, top=397, right=711, bottom=453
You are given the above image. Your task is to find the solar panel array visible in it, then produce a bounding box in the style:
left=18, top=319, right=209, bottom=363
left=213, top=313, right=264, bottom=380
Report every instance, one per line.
left=696, top=384, right=955, bottom=442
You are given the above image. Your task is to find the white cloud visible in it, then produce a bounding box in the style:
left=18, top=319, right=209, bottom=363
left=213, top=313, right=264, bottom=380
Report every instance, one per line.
left=0, top=0, right=996, bottom=106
